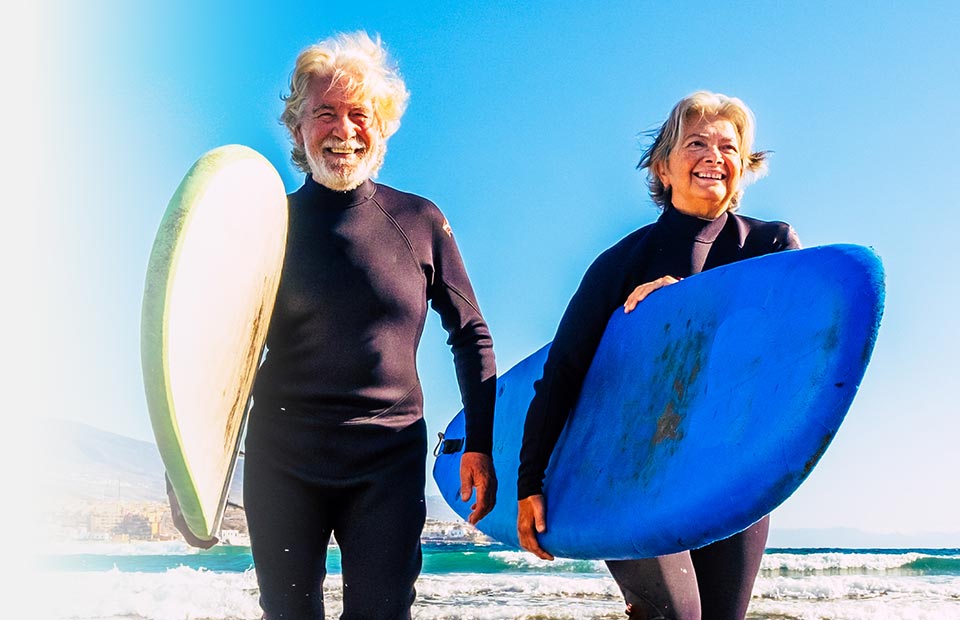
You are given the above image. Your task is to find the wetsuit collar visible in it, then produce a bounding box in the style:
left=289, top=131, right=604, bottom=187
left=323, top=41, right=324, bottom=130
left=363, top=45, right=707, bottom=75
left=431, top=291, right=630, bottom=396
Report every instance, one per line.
left=658, top=205, right=728, bottom=243
left=301, top=175, right=377, bottom=208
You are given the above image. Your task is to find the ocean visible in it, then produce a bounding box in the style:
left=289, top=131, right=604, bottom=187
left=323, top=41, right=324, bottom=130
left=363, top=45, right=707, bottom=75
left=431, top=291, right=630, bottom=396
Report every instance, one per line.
left=36, top=541, right=960, bottom=619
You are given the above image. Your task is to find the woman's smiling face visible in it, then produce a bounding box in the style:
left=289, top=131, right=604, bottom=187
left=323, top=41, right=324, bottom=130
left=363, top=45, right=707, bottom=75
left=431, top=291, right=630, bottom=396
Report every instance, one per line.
left=656, top=115, right=744, bottom=219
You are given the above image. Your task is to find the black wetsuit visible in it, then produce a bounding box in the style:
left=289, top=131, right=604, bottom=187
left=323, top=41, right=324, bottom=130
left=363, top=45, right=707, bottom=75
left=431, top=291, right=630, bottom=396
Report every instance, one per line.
left=518, top=205, right=800, bottom=620
left=245, top=176, right=496, bottom=620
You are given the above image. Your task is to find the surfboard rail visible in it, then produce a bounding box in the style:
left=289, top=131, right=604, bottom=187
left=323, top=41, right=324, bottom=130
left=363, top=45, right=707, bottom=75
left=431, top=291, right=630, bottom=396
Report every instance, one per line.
left=141, top=145, right=288, bottom=542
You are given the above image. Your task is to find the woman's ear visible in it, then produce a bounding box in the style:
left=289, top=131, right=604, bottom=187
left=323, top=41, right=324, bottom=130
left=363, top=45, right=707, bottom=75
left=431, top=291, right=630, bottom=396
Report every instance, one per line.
left=656, top=161, right=670, bottom=189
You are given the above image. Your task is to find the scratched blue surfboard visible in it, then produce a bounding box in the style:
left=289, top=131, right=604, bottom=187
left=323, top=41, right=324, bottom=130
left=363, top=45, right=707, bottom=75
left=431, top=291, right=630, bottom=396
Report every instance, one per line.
left=433, top=244, right=884, bottom=560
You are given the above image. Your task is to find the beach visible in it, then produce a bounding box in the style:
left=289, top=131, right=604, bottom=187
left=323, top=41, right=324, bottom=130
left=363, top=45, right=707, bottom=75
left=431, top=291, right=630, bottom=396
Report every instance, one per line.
left=37, top=540, right=960, bottom=620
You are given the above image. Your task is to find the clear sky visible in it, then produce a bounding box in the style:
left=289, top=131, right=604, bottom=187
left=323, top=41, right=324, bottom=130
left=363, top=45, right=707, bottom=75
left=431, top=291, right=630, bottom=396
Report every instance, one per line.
left=13, top=1, right=960, bottom=537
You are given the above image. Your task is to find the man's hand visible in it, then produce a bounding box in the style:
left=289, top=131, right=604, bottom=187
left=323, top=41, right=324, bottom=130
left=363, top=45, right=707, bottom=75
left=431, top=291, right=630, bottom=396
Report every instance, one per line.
left=623, top=276, right=681, bottom=313
left=460, top=452, right=497, bottom=525
left=166, top=474, right=218, bottom=549
left=517, top=494, right=554, bottom=560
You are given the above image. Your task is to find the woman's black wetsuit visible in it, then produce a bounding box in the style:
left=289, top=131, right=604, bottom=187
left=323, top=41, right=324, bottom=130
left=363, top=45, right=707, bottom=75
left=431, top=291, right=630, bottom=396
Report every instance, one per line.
left=518, top=205, right=799, bottom=620
left=245, top=177, right=496, bottom=619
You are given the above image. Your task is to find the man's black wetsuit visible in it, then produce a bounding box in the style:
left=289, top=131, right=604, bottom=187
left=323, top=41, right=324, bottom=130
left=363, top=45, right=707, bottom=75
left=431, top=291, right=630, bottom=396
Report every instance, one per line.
left=245, top=176, right=496, bottom=620
left=518, top=205, right=800, bottom=620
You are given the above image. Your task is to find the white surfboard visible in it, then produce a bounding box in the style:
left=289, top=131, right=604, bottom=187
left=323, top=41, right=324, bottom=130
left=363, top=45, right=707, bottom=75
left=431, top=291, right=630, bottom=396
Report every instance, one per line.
left=141, top=145, right=287, bottom=542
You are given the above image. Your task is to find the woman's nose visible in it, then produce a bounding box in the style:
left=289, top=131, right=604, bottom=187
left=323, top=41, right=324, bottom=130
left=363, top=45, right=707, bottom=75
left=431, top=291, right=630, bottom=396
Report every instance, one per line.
left=705, top=145, right=724, bottom=163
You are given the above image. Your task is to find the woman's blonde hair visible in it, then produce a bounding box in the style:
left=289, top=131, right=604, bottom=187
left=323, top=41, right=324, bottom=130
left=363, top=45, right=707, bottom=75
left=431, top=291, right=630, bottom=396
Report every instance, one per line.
left=638, top=91, right=768, bottom=211
left=281, top=32, right=410, bottom=173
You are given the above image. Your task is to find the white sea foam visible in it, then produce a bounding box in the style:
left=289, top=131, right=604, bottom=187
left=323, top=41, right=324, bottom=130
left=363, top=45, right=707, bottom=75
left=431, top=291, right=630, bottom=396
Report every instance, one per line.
left=39, top=569, right=626, bottom=620
left=41, top=540, right=199, bottom=556
left=488, top=549, right=607, bottom=572
left=750, top=575, right=960, bottom=620
left=750, top=596, right=960, bottom=620
left=761, top=551, right=959, bottom=572
left=34, top=549, right=960, bottom=620
left=755, top=574, right=960, bottom=600
left=39, top=567, right=262, bottom=620
left=36, top=565, right=960, bottom=620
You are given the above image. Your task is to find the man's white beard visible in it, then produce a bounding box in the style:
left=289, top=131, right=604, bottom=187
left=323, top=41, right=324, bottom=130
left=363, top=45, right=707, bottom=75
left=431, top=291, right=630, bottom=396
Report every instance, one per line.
left=306, top=139, right=386, bottom=192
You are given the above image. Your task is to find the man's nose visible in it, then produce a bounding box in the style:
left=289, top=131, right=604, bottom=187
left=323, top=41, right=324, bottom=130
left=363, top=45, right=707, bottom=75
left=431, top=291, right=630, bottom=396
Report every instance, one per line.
left=332, top=114, right=355, bottom=140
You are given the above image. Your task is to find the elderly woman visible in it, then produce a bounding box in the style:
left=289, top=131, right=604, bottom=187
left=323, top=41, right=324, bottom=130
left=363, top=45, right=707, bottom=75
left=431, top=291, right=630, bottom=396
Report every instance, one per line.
left=516, top=91, right=800, bottom=620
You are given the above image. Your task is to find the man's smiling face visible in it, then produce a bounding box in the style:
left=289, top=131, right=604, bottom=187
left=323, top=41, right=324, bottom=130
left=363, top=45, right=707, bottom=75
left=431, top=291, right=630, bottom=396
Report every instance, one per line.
left=295, top=77, right=385, bottom=191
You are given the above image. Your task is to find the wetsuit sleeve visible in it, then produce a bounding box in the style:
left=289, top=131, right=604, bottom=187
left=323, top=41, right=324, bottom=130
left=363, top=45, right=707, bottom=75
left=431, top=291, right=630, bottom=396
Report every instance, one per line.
left=517, top=248, right=629, bottom=499
left=427, top=216, right=497, bottom=455
left=741, top=219, right=802, bottom=255
left=765, top=221, right=801, bottom=252
left=781, top=225, right=802, bottom=251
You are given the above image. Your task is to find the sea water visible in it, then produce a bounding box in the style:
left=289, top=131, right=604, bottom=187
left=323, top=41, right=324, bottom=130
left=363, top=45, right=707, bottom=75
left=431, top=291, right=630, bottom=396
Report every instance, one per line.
left=35, top=542, right=960, bottom=619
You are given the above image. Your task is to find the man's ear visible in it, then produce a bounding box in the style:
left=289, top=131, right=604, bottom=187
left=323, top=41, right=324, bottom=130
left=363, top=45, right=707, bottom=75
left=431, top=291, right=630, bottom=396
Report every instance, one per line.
left=293, top=124, right=304, bottom=148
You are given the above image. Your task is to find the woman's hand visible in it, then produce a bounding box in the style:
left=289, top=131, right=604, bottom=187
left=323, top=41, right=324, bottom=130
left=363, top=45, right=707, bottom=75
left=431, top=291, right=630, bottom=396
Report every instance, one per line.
left=517, top=494, right=554, bottom=560
left=623, top=276, right=681, bottom=313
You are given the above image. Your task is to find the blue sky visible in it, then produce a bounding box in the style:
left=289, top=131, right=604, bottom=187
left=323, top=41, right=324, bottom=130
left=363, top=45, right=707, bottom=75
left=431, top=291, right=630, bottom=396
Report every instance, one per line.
left=15, top=1, right=959, bottom=537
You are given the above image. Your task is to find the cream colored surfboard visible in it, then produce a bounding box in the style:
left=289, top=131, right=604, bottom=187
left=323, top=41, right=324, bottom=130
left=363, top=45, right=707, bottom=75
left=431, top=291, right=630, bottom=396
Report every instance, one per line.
left=141, top=145, right=287, bottom=543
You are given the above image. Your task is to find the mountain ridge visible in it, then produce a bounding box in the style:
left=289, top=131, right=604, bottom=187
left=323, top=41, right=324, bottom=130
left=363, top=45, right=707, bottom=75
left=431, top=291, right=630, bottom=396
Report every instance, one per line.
left=42, top=419, right=958, bottom=548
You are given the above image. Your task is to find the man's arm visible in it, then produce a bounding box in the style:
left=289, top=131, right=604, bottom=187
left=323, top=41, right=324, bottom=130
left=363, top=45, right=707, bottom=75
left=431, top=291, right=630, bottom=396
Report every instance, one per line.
left=426, top=208, right=499, bottom=522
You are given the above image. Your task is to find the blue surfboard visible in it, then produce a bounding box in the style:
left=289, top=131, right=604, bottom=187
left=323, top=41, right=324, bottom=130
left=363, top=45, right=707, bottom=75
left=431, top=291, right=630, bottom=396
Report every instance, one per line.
left=433, top=244, right=884, bottom=560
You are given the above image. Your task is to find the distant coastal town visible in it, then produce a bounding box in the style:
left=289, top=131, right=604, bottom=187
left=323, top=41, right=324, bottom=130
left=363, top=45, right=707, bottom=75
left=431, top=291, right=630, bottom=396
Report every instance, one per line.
left=43, top=421, right=959, bottom=551
left=42, top=420, right=497, bottom=548
left=43, top=499, right=494, bottom=546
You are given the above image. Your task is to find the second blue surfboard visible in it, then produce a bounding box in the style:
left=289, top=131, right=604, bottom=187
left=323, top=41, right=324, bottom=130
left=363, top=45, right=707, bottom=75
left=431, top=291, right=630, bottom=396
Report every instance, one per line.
left=433, top=244, right=884, bottom=559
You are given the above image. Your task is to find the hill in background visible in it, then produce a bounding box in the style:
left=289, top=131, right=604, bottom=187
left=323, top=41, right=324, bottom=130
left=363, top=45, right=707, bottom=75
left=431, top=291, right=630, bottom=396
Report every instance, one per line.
left=40, top=419, right=958, bottom=548
left=40, top=418, right=460, bottom=521
left=44, top=419, right=166, bottom=503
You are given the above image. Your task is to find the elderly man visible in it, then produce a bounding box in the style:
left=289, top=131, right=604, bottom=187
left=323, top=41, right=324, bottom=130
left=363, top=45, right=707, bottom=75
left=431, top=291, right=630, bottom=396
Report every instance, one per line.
left=242, top=31, right=498, bottom=619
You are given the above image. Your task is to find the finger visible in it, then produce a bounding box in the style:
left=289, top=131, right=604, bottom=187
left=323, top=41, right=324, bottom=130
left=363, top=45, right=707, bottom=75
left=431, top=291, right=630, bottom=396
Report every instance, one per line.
left=624, top=277, right=679, bottom=313
left=526, top=542, right=554, bottom=561
left=467, top=484, right=486, bottom=524
left=524, top=535, right=554, bottom=561
left=518, top=530, right=535, bottom=554
left=535, top=512, right=547, bottom=533
left=623, top=287, right=648, bottom=313
left=460, top=469, right=474, bottom=502
left=468, top=501, right=483, bottom=525
left=479, top=484, right=498, bottom=523
left=517, top=512, right=537, bottom=551
left=468, top=486, right=495, bottom=525
left=518, top=525, right=553, bottom=560
left=468, top=506, right=484, bottom=525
